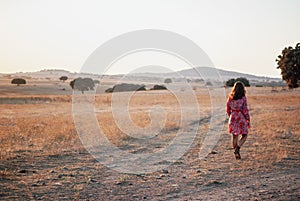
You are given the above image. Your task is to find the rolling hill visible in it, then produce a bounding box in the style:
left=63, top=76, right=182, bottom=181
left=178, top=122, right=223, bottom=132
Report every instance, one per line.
left=1, top=67, right=281, bottom=82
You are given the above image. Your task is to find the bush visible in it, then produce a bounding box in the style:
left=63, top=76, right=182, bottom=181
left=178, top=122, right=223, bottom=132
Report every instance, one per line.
left=105, top=83, right=146, bottom=93
left=236, top=77, right=250, bottom=87
left=194, top=78, right=204, bottom=83
left=206, top=81, right=213, bottom=86
left=11, top=78, right=26, bottom=86
left=150, top=85, right=167, bottom=90
left=225, top=77, right=250, bottom=87
left=59, top=76, right=68, bottom=82
left=70, top=77, right=95, bottom=94
left=164, top=78, right=172, bottom=84
left=105, top=88, right=113, bottom=93
left=225, top=79, right=236, bottom=87
left=93, top=80, right=100, bottom=84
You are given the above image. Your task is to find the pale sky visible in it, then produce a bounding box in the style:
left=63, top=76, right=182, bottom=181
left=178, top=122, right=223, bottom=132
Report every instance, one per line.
left=0, top=0, right=299, bottom=77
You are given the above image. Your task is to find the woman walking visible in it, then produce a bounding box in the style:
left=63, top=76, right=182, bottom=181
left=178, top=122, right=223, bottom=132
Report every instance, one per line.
left=226, top=81, right=250, bottom=159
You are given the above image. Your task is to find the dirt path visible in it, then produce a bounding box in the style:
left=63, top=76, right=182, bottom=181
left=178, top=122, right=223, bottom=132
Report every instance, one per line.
left=1, top=126, right=299, bottom=200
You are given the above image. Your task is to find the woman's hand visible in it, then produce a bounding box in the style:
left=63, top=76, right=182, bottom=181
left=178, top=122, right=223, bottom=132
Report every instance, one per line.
left=247, top=121, right=251, bottom=128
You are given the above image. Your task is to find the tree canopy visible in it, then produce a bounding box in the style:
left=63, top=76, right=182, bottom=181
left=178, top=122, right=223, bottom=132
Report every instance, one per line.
left=70, top=77, right=95, bottom=94
left=105, top=83, right=146, bottom=93
left=11, top=78, right=26, bottom=86
left=225, top=77, right=250, bottom=87
left=164, top=78, right=172, bottom=84
left=59, top=76, right=68, bottom=82
left=276, top=43, right=300, bottom=88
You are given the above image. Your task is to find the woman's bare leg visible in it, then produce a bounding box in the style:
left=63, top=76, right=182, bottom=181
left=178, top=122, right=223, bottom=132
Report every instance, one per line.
left=232, top=135, right=241, bottom=159
left=232, top=135, right=239, bottom=149
left=238, top=134, right=248, bottom=148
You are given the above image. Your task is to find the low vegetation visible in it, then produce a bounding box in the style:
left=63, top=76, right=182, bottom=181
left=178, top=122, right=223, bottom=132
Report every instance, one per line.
left=11, top=78, right=26, bottom=86
left=226, top=77, right=250, bottom=87
left=70, top=77, right=95, bottom=94
left=59, top=76, right=68, bottom=82
left=150, top=85, right=167, bottom=90
left=164, top=78, right=172, bottom=84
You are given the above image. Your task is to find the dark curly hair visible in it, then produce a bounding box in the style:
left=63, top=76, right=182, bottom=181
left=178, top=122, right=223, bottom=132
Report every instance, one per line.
left=229, top=81, right=246, bottom=100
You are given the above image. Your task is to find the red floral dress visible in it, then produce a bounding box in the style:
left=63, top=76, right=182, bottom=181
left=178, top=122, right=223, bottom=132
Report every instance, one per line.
left=226, top=96, right=250, bottom=135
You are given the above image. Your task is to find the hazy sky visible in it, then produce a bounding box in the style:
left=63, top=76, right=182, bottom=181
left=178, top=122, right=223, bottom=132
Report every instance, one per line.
left=0, top=0, right=299, bottom=77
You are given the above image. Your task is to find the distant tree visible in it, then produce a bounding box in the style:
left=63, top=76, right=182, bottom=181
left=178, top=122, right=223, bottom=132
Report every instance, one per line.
left=105, top=83, right=146, bottom=93
left=206, top=81, right=213, bottom=86
left=151, top=85, right=167, bottom=90
left=226, top=78, right=236, bottom=87
left=236, top=77, right=250, bottom=87
left=225, top=77, right=250, bottom=87
left=93, top=80, right=100, bottom=84
left=164, top=78, right=172, bottom=84
left=276, top=43, right=300, bottom=88
left=11, top=78, right=26, bottom=86
left=194, top=78, right=204, bottom=83
left=105, top=87, right=113, bottom=93
left=59, top=76, right=68, bottom=82
left=70, top=77, right=95, bottom=94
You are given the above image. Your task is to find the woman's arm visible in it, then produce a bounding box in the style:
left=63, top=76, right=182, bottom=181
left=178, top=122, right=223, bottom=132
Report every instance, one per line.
left=226, top=97, right=231, bottom=117
left=242, top=96, right=250, bottom=122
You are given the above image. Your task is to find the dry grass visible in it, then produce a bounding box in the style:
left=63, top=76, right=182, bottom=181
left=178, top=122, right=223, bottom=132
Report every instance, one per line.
left=0, top=90, right=201, bottom=158
left=0, top=82, right=299, bottom=200
left=0, top=103, right=79, bottom=160
left=1, top=88, right=299, bottom=163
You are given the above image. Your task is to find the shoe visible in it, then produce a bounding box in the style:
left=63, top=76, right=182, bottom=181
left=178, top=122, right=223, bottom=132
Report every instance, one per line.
left=234, top=146, right=241, bottom=160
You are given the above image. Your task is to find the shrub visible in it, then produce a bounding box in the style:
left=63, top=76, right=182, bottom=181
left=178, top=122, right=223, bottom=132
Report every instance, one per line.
left=151, top=85, right=167, bottom=90
left=59, top=76, right=68, bottom=82
left=225, top=77, right=250, bottom=87
left=11, top=78, right=26, bottom=86
left=93, top=80, right=100, bottom=84
left=105, top=83, right=146, bottom=93
left=70, top=77, right=95, bottom=94
left=206, top=81, right=213, bottom=86
left=164, top=78, right=172, bottom=84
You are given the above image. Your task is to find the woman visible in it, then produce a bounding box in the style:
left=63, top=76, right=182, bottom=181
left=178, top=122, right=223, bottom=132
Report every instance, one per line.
left=226, top=81, right=250, bottom=159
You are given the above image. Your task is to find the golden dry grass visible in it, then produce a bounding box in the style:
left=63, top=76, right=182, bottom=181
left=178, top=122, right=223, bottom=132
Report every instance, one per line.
left=0, top=90, right=201, bottom=158
left=0, top=103, right=78, bottom=159
left=1, top=88, right=298, bottom=163
left=0, top=82, right=299, bottom=200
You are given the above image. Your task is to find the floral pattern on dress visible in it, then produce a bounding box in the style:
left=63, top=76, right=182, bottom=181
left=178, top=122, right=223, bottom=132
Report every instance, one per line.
left=226, top=96, right=250, bottom=135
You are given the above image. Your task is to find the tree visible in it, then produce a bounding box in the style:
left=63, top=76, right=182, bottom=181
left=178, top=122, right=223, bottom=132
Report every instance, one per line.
left=194, top=78, right=204, bottom=83
left=11, top=78, right=26, bottom=86
left=276, top=43, right=300, bottom=88
left=93, top=80, right=100, bottom=84
left=164, top=78, right=172, bottom=84
left=105, top=83, right=146, bottom=93
left=70, top=77, right=95, bottom=94
left=151, top=85, right=167, bottom=90
left=59, top=76, right=68, bottom=82
left=206, top=81, right=213, bottom=86
left=225, top=77, right=250, bottom=87
left=236, top=77, right=250, bottom=87
left=226, top=78, right=236, bottom=87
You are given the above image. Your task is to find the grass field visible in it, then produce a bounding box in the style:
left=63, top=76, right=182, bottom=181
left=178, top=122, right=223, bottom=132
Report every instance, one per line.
left=0, top=78, right=299, bottom=200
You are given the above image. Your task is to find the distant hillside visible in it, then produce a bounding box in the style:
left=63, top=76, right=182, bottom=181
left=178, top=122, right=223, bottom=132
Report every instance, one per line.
left=1, top=69, right=101, bottom=80
left=170, top=67, right=280, bottom=81
left=1, top=67, right=281, bottom=83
